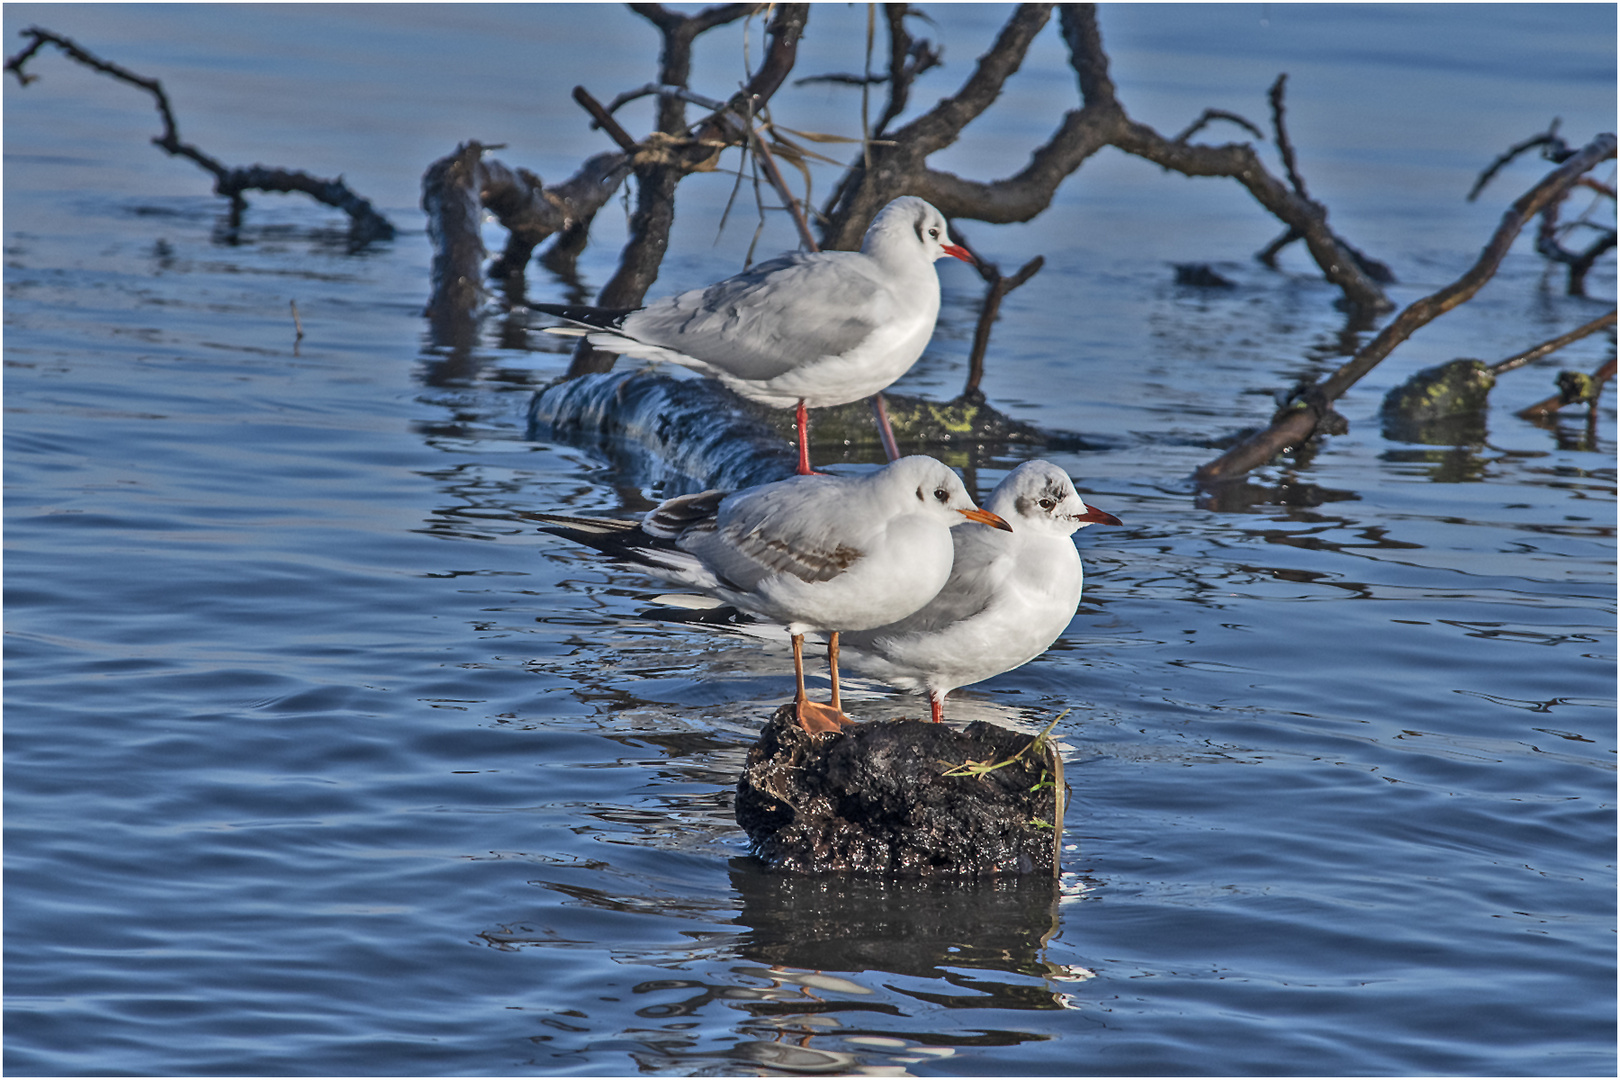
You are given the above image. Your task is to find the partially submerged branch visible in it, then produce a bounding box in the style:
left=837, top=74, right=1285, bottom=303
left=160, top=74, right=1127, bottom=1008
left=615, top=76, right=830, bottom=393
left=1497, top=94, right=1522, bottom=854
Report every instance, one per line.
left=1490, top=308, right=1616, bottom=377
left=6, top=26, right=394, bottom=242
left=952, top=235, right=1045, bottom=399
left=421, top=141, right=631, bottom=341
left=1195, top=133, right=1617, bottom=486
left=1517, top=355, right=1616, bottom=420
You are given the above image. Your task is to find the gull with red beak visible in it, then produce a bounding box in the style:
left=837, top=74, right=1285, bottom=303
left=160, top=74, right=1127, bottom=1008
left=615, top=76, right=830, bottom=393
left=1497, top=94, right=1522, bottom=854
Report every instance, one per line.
left=841, top=460, right=1122, bottom=722
left=537, top=196, right=975, bottom=474
left=535, top=456, right=1011, bottom=734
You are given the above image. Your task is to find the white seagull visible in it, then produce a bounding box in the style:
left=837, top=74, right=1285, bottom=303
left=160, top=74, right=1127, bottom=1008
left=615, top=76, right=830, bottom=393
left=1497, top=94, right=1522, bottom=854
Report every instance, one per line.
left=536, top=196, right=974, bottom=475
left=534, top=456, right=1011, bottom=734
left=840, top=460, right=1121, bottom=722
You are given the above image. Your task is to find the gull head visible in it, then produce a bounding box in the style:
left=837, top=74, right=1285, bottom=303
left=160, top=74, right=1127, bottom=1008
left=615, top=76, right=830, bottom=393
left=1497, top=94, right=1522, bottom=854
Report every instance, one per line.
left=990, top=460, right=1121, bottom=537
left=863, top=196, right=975, bottom=266
left=877, top=455, right=1011, bottom=531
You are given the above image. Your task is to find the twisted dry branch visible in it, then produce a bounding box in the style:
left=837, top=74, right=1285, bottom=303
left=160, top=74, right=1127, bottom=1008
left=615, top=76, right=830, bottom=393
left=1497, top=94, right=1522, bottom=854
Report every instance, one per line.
left=6, top=25, right=394, bottom=241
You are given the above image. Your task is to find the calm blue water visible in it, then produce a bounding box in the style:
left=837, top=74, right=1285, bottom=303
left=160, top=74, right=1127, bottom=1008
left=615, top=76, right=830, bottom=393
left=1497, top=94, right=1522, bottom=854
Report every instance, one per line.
left=5, top=4, right=1615, bottom=1076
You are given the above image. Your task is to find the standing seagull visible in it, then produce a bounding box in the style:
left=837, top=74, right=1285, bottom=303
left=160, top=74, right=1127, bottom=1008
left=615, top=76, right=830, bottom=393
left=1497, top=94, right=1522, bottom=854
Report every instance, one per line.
left=535, top=196, right=974, bottom=475
left=840, top=460, right=1121, bottom=723
left=534, top=456, right=1010, bottom=734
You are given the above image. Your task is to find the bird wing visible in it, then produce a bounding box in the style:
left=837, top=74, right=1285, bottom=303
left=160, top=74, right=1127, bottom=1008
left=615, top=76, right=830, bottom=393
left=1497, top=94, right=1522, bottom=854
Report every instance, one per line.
left=530, top=303, right=639, bottom=331
left=621, top=252, right=900, bottom=381
left=681, top=479, right=866, bottom=590
left=534, top=509, right=725, bottom=593
left=640, top=489, right=726, bottom=539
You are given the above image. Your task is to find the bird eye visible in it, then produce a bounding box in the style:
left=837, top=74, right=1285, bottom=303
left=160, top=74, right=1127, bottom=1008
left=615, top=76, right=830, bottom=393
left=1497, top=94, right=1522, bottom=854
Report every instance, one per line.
left=928, top=227, right=940, bottom=240
left=1039, top=498, right=1056, bottom=511
left=933, top=487, right=950, bottom=503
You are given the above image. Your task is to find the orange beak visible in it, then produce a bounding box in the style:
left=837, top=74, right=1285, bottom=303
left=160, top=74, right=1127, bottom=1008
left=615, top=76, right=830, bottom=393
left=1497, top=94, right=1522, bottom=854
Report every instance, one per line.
left=958, top=507, right=1013, bottom=532
left=942, top=243, right=975, bottom=265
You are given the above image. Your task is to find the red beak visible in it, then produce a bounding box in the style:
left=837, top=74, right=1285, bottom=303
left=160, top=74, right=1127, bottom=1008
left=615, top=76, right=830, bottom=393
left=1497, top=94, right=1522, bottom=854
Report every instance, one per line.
left=1073, top=505, right=1121, bottom=526
left=941, top=243, right=975, bottom=265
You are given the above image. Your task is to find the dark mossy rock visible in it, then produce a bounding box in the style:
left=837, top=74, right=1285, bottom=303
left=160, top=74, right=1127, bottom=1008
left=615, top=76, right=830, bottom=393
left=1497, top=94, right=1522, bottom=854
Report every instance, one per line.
left=1381, top=358, right=1494, bottom=444
left=736, top=703, right=1066, bottom=877
left=769, top=388, right=1046, bottom=451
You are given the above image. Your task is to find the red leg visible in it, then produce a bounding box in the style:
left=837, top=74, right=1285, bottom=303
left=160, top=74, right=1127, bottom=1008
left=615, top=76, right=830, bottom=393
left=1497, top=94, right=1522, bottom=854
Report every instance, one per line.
left=871, top=393, right=901, bottom=463
left=930, top=692, right=944, bottom=723
left=795, top=399, right=813, bottom=475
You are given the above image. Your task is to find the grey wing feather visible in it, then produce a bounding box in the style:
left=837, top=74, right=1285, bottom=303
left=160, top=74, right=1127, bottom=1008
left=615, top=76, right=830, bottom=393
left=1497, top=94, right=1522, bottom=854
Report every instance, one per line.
left=641, top=489, right=725, bottom=539
left=621, top=252, right=896, bottom=381
left=681, top=480, right=865, bottom=588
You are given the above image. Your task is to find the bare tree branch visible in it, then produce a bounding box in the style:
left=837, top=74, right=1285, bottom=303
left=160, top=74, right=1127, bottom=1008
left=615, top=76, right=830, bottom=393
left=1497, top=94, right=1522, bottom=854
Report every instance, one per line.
left=1468, top=119, right=1571, bottom=202
left=821, top=3, right=1055, bottom=248
left=823, top=5, right=1394, bottom=311
left=1490, top=308, right=1616, bottom=376
left=1172, top=108, right=1265, bottom=144
left=568, top=2, right=807, bottom=376
left=6, top=26, right=394, bottom=241
left=961, top=248, right=1045, bottom=399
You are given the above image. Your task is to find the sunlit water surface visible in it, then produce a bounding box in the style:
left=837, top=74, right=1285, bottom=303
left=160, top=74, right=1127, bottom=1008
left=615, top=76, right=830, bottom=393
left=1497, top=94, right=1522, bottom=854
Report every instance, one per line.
left=5, top=4, right=1614, bottom=1076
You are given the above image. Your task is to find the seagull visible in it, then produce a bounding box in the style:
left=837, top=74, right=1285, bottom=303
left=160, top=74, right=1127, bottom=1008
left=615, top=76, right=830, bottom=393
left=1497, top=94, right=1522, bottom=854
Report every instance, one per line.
left=840, top=460, right=1121, bottom=723
left=534, top=456, right=1011, bottom=734
left=535, top=196, right=974, bottom=475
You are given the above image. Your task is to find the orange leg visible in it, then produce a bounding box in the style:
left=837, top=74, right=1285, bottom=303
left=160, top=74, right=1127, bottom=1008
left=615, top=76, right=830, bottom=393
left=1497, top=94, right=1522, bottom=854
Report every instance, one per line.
left=791, top=633, right=808, bottom=704
left=828, top=632, right=841, bottom=712
left=930, top=692, right=945, bottom=723
left=792, top=631, right=851, bottom=734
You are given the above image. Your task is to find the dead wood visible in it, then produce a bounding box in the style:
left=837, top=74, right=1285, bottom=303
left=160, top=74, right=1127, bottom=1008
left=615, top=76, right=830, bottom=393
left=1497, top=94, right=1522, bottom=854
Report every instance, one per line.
left=419, top=139, right=634, bottom=345
left=1490, top=308, right=1616, bottom=377
left=1472, top=120, right=1619, bottom=298
left=1379, top=309, right=1617, bottom=443
left=6, top=26, right=394, bottom=243
left=819, top=3, right=1057, bottom=247
left=565, top=2, right=806, bottom=376
left=1517, top=356, right=1617, bottom=420
left=951, top=236, right=1046, bottom=399
left=818, top=5, right=1392, bottom=312
left=1195, top=133, right=1617, bottom=487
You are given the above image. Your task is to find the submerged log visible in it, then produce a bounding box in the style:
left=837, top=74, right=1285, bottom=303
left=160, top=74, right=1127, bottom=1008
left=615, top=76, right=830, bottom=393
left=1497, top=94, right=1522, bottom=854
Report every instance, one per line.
left=526, top=370, right=1053, bottom=492
left=528, top=370, right=800, bottom=492
left=735, top=703, right=1066, bottom=877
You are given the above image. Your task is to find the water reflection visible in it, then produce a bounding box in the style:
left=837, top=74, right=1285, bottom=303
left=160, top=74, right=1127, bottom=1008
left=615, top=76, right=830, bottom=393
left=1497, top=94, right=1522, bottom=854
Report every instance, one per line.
left=729, top=862, right=1065, bottom=982
left=479, top=862, right=1091, bottom=1073
left=1195, top=474, right=1360, bottom=511
left=1380, top=445, right=1491, bottom=483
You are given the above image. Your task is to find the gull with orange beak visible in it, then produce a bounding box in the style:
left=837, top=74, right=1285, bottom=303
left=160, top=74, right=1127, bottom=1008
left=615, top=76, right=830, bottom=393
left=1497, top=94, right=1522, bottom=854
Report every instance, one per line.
left=535, top=456, right=1011, bottom=733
